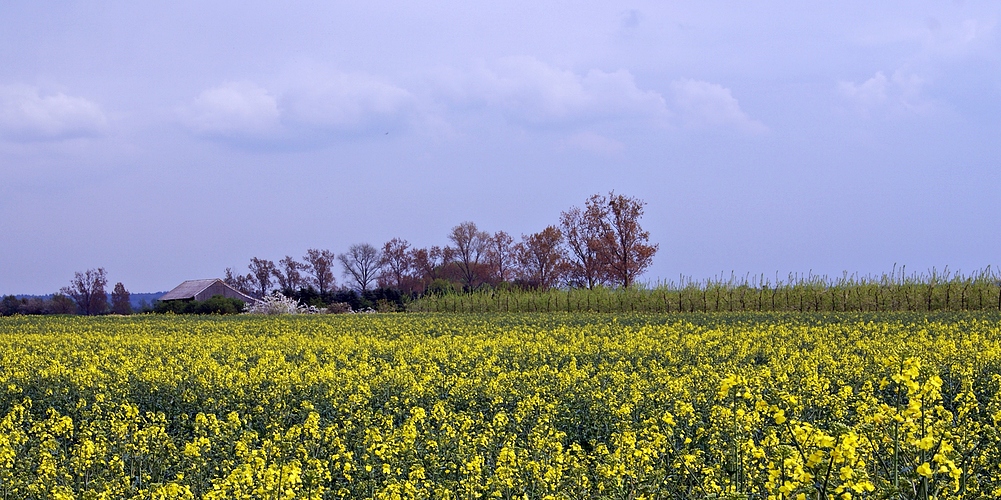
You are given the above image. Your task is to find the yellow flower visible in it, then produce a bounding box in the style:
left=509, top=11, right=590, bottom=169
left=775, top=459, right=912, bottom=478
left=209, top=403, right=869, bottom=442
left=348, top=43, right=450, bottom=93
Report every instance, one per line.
left=839, top=466, right=853, bottom=480
left=774, top=409, right=787, bottom=424
left=917, top=462, right=933, bottom=478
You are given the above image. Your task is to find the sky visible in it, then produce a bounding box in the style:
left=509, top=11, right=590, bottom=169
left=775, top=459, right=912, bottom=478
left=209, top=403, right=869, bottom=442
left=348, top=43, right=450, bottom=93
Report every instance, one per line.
left=1, top=1, right=999, bottom=294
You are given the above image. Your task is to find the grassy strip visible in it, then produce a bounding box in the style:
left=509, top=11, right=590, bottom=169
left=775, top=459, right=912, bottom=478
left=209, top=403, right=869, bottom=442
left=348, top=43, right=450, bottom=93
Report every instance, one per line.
left=409, top=267, right=1001, bottom=313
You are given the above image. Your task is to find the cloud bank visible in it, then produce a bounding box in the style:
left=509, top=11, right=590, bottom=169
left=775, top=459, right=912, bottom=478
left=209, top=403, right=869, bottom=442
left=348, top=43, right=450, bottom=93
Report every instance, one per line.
left=180, top=73, right=415, bottom=146
left=180, top=58, right=768, bottom=149
left=0, top=85, right=107, bottom=142
left=671, top=79, right=768, bottom=133
left=439, top=56, right=670, bottom=127
left=433, top=57, right=766, bottom=140
left=182, top=82, right=282, bottom=140
left=838, top=71, right=932, bottom=117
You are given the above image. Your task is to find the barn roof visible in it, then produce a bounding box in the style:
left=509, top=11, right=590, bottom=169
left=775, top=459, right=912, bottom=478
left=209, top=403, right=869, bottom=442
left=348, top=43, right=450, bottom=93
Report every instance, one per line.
left=160, top=278, right=255, bottom=302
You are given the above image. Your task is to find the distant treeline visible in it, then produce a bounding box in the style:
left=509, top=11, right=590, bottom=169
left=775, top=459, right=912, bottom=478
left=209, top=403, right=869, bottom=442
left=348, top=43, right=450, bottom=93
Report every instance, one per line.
left=5, top=266, right=1000, bottom=316
left=0, top=268, right=138, bottom=316
left=3, top=192, right=657, bottom=316
left=224, top=192, right=659, bottom=302
left=5, top=187, right=998, bottom=316
left=408, top=267, right=1001, bottom=313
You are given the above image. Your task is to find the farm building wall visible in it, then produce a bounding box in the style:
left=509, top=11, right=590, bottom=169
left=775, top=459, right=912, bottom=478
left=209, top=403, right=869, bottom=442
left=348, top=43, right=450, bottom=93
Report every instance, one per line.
left=194, top=282, right=253, bottom=303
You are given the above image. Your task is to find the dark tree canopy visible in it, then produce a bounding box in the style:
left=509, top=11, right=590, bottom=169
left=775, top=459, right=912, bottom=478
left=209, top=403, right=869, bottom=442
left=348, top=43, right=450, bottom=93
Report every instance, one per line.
left=111, top=282, right=132, bottom=315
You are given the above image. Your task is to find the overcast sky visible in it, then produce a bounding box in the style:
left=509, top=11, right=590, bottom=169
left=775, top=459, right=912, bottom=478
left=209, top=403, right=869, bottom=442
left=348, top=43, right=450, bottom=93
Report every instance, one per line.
left=2, top=1, right=999, bottom=294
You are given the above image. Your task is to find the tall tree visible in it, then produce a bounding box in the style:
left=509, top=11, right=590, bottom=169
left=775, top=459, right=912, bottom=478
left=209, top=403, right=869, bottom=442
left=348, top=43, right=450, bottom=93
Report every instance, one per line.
left=272, top=256, right=305, bottom=293
left=378, top=238, right=412, bottom=290
left=560, top=194, right=612, bottom=289
left=514, top=226, right=567, bottom=290
left=61, top=268, right=109, bottom=315
left=486, top=231, right=515, bottom=285
left=602, top=192, right=658, bottom=288
left=339, top=243, right=382, bottom=292
left=248, top=257, right=277, bottom=298
left=110, top=282, right=132, bottom=315
left=303, top=248, right=337, bottom=295
left=447, top=221, right=491, bottom=291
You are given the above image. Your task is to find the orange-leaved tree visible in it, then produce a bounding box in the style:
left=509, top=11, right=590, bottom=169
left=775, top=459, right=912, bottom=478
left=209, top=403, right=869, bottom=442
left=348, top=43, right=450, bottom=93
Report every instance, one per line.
left=602, top=192, right=658, bottom=288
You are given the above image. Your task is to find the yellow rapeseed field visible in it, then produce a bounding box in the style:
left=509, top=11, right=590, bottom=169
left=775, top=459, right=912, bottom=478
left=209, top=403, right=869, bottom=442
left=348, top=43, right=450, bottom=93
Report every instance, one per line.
left=1, top=312, right=999, bottom=499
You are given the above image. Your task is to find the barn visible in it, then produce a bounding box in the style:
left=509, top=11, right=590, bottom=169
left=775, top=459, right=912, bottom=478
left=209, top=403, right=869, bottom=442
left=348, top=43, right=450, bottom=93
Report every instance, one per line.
left=159, top=279, right=257, bottom=304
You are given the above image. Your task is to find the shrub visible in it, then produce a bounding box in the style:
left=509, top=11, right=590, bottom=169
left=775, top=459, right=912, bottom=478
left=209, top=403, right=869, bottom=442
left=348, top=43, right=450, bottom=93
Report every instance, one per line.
left=153, top=296, right=245, bottom=315
left=326, top=302, right=353, bottom=314
left=244, top=293, right=316, bottom=315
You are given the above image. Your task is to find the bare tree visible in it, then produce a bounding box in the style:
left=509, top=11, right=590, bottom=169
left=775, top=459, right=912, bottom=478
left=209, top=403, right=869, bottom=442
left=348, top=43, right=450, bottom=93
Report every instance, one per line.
left=410, top=247, right=435, bottom=286
left=111, top=282, right=131, bottom=315
left=447, top=221, right=491, bottom=291
left=378, top=238, right=412, bottom=290
left=486, top=231, right=515, bottom=285
left=514, top=226, right=567, bottom=290
left=247, top=257, right=277, bottom=298
left=224, top=267, right=255, bottom=295
left=303, top=248, right=337, bottom=295
left=339, top=243, right=382, bottom=292
left=272, top=256, right=305, bottom=293
left=410, top=245, right=452, bottom=292
left=61, top=268, right=109, bottom=315
left=560, top=194, right=612, bottom=289
left=603, top=192, right=658, bottom=288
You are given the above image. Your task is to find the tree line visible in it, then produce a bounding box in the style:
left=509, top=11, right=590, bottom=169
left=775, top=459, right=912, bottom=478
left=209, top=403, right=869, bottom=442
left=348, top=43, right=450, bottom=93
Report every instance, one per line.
left=223, top=192, right=659, bottom=306
left=0, top=268, right=134, bottom=316
left=0, top=192, right=657, bottom=316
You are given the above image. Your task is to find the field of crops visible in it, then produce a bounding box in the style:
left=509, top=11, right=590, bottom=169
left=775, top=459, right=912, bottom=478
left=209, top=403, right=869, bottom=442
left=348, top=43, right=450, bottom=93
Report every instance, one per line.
left=1, top=313, right=1000, bottom=499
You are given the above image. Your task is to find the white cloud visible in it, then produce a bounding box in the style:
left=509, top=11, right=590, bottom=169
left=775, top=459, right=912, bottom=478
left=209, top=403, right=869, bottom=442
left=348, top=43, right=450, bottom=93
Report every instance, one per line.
left=181, top=82, right=281, bottom=139
left=440, top=56, right=670, bottom=127
left=280, top=73, right=414, bottom=133
left=180, top=74, right=414, bottom=145
left=0, top=84, right=107, bottom=142
left=183, top=61, right=772, bottom=149
left=433, top=59, right=772, bottom=137
left=670, top=79, right=768, bottom=133
left=837, top=70, right=932, bottom=117
left=839, top=72, right=889, bottom=110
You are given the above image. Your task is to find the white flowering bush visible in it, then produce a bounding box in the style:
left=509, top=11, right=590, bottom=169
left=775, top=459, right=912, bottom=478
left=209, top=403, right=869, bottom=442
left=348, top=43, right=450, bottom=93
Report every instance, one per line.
left=244, top=293, right=317, bottom=315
